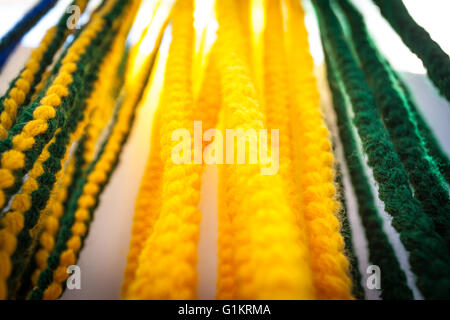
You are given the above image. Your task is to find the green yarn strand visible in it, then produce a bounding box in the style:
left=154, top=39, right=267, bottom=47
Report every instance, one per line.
left=325, top=51, right=413, bottom=300
left=337, top=0, right=450, bottom=253
left=371, top=0, right=450, bottom=101
left=333, top=155, right=365, bottom=300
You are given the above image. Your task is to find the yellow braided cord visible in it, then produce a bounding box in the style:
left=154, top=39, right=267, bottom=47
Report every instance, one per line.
left=0, top=0, right=90, bottom=140
left=125, top=0, right=203, bottom=300
left=216, top=108, right=236, bottom=300
left=214, top=0, right=315, bottom=299
left=216, top=174, right=235, bottom=299
left=194, top=51, right=235, bottom=300
left=285, top=0, right=352, bottom=299
left=121, top=5, right=175, bottom=298
left=122, top=26, right=219, bottom=298
left=262, top=0, right=317, bottom=295
left=264, top=0, right=298, bottom=218
left=121, top=109, right=163, bottom=298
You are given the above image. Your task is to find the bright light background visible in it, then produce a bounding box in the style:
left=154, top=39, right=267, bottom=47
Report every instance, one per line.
left=1, top=0, right=449, bottom=74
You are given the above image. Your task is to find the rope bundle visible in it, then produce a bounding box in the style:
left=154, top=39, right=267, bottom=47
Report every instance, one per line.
left=0, top=0, right=448, bottom=300
left=315, top=0, right=450, bottom=299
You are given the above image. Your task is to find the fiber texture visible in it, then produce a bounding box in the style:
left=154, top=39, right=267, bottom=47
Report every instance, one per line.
left=1, top=0, right=448, bottom=301
left=285, top=0, right=352, bottom=300
left=0, top=0, right=90, bottom=141
left=338, top=0, right=450, bottom=253
left=0, top=0, right=129, bottom=299
left=333, top=159, right=364, bottom=300
left=125, top=0, right=205, bottom=300
left=325, top=51, right=413, bottom=300
left=214, top=0, right=316, bottom=300
left=315, top=0, right=450, bottom=299
left=372, top=0, right=450, bottom=101
left=27, top=0, right=143, bottom=300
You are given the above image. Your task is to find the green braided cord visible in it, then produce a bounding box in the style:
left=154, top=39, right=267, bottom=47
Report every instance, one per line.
left=371, top=0, right=450, bottom=101
left=0, top=0, right=127, bottom=214
left=325, top=50, right=413, bottom=299
left=0, top=25, right=84, bottom=216
left=15, top=20, right=129, bottom=300
left=14, top=135, right=86, bottom=300
left=389, top=71, right=450, bottom=184
left=0, top=0, right=90, bottom=119
left=6, top=19, right=120, bottom=299
left=313, top=0, right=450, bottom=299
left=28, top=42, right=158, bottom=300
left=337, top=0, right=450, bottom=252
left=333, top=151, right=365, bottom=300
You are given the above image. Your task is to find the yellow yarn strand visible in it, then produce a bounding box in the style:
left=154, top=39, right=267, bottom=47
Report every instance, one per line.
left=121, top=1, right=174, bottom=298
left=285, top=0, right=352, bottom=299
left=126, top=0, right=202, bottom=300
left=121, top=108, right=163, bottom=298
left=214, top=0, right=315, bottom=299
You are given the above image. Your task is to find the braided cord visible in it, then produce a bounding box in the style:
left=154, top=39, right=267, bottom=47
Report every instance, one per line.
left=324, top=49, right=413, bottom=299
left=0, top=0, right=90, bottom=141
left=333, top=158, right=365, bottom=300
left=29, top=157, right=76, bottom=293
left=0, top=0, right=129, bottom=300
left=338, top=0, right=450, bottom=251
left=27, top=0, right=142, bottom=300
left=120, top=3, right=172, bottom=298
left=18, top=5, right=135, bottom=298
left=389, top=68, right=450, bottom=184
left=6, top=25, right=119, bottom=299
left=372, top=0, right=450, bottom=101
left=314, top=0, right=450, bottom=299
left=0, top=0, right=124, bottom=213
left=121, top=107, right=163, bottom=298
left=285, top=0, right=352, bottom=299
left=125, top=0, right=205, bottom=300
